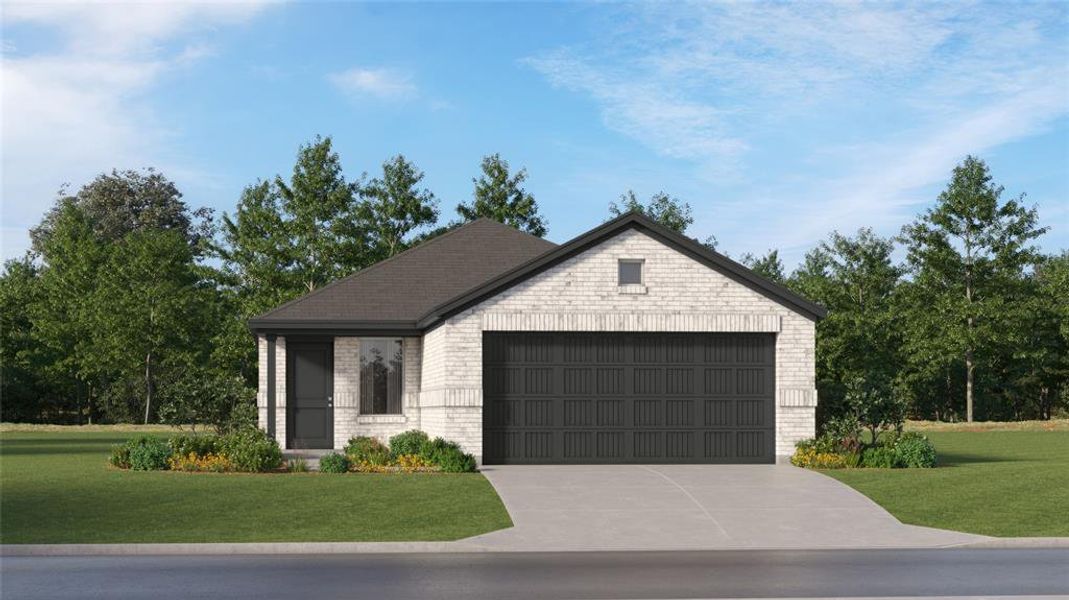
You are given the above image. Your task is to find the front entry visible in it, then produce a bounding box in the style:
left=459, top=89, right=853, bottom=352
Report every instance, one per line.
left=287, top=340, right=334, bottom=449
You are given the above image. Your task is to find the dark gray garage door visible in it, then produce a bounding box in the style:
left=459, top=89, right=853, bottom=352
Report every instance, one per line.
left=482, top=332, right=775, bottom=464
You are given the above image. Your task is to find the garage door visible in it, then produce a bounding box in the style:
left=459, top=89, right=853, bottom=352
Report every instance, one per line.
left=482, top=332, right=775, bottom=464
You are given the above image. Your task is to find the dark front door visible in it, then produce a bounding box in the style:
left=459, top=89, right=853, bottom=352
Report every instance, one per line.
left=287, top=340, right=334, bottom=449
left=482, top=332, right=775, bottom=464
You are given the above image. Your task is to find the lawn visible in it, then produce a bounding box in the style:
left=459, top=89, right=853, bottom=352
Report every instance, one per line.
left=0, top=429, right=512, bottom=544
left=824, top=424, right=1069, bottom=537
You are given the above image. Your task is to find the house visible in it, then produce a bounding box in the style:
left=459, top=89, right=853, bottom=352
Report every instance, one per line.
left=249, top=212, right=826, bottom=464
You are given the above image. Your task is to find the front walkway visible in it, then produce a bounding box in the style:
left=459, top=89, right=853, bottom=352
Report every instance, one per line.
left=465, top=464, right=986, bottom=551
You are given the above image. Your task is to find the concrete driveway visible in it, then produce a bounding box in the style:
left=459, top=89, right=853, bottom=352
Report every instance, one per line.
left=465, top=465, right=986, bottom=551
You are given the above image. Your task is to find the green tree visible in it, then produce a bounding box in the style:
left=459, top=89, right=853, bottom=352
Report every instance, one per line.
left=358, top=154, right=440, bottom=263
left=31, top=168, right=212, bottom=255
left=788, top=229, right=903, bottom=426
left=610, top=190, right=694, bottom=233
left=30, top=203, right=109, bottom=422
left=457, top=154, right=548, bottom=236
left=740, top=249, right=786, bottom=283
left=899, top=156, right=1047, bottom=421
left=0, top=258, right=51, bottom=422
left=92, top=230, right=211, bottom=423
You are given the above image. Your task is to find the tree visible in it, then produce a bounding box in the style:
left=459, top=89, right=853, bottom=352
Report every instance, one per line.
left=30, top=203, right=109, bottom=422
left=0, top=258, right=50, bottom=422
left=92, top=230, right=211, bottom=423
left=899, top=156, right=1047, bottom=421
left=740, top=249, right=785, bottom=283
left=788, top=229, right=903, bottom=426
left=610, top=190, right=694, bottom=233
left=358, top=154, right=440, bottom=263
left=458, top=154, right=548, bottom=236
left=219, top=135, right=364, bottom=298
left=30, top=168, right=212, bottom=255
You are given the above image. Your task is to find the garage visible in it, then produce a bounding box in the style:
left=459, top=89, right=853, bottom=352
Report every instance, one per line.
left=482, top=332, right=776, bottom=464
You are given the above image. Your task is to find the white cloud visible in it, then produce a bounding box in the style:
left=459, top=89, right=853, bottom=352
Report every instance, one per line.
left=1, top=1, right=272, bottom=258
left=328, top=67, right=417, bottom=100
left=528, top=2, right=1069, bottom=266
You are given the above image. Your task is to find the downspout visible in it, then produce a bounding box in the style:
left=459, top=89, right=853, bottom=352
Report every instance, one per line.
left=267, top=334, right=277, bottom=440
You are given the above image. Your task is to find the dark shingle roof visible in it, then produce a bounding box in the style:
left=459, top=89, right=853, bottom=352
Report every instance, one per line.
left=250, top=218, right=556, bottom=330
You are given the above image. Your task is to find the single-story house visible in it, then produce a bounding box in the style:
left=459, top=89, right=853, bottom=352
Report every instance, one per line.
left=250, top=212, right=826, bottom=464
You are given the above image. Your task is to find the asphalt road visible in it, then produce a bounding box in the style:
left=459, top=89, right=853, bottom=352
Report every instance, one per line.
left=2, top=548, right=1067, bottom=599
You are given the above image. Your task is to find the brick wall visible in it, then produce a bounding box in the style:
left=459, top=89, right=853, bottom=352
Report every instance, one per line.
left=418, top=227, right=817, bottom=459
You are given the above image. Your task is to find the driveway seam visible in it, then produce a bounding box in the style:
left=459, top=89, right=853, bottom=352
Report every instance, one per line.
left=638, top=466, right=732, bottom=539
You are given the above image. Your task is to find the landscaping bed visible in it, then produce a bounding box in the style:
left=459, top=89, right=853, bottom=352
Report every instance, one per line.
left=0, top=429, right=511, bottom=544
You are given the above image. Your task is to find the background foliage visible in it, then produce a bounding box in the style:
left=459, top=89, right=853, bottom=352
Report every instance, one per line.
left=1, top=143, right=1064, bottom=426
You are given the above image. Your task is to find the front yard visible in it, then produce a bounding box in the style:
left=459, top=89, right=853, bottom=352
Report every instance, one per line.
left=824, top=421, right=1069, bottom=537
left=0, top=428, right=512, bottom=544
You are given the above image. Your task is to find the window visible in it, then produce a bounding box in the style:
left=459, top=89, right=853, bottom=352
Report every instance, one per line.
left=618, top=259, right=644, bottom=285
left=360, top=339, right=403, bottom=414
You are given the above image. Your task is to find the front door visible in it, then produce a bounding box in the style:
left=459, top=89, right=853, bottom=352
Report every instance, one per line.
left=287, top=340, right=333, bottom=449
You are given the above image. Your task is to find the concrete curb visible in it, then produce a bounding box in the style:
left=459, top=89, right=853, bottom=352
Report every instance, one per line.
left=4, top=537, right=1068, bottom=556
left=953, top=537, right=1069, bottom=549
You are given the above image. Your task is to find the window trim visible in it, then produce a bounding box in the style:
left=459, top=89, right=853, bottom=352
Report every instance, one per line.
left=618, top=258, right=644, bottom=286
left=358, top=337, right=404, bottom=415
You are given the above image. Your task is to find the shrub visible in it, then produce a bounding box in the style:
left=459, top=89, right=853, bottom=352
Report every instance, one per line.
left=220, top=427, right=283, bottom=472
left=790, top=447, right=849, bottom=469
left=126, top=436, right=172, bottom=471
left=157, top=368, right=257, bottom=435
left=396, top=454, right=432, bottom=473
left=168, top=452, right=233, bottom=473
left=344, top=436, right=391, bottom=466
left=861, top=445, right=897, bottom=469
left=169, top=434, right=220, bottom=458
left=109, top=444, right=132, bottom=469
left=318, top=452, right=350, bottom=474
left=353, top=460, right=392, bottom=474
left=389, top=430, right=430, bottom=457
left=419, top=437, right=477, bottom=473
left=844, top=377, right=908, bottom=447
left=288, top=457, right=310, bottom=473
left=894, top=432, right=937, bottom=468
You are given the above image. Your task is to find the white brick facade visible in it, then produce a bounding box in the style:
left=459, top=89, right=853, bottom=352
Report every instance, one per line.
left=415, top=228, right=817, bottom=459
left=258, top=227, right=818, bottom=458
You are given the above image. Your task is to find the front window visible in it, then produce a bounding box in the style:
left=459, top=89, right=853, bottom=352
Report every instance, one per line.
left=360, top=339, right=403, bottom=414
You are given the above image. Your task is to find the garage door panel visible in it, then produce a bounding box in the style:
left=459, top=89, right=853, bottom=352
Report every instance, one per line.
left=563, top=368, right=593, bottom=394
left=483, top=332, right=775, bottom=464
left=563, top=399, right=594, bottom=426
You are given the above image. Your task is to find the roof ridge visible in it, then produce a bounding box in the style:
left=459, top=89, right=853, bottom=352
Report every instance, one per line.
left=253, top=218, right=509, bottom=321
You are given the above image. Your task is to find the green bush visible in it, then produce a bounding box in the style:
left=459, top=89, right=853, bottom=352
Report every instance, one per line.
left=318, top=452, right=350, bottom=474
left=169, top=434, right=220, bottom=458
left=861, top=445, right=897, bottom=469
left=126, top=436, right=172, bottom=471
left=220, top=427, right=283, bottom=472
left=419, top=437, right=477, bottom=473
left=894, top=432, right=937, bottom=468
left=344, top=436, right=391, bottom=466
left=389, top=430, right=430, bottom=457
left=108, top=443, right=132, bottom=469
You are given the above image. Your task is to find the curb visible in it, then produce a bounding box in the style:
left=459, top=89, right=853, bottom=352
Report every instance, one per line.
left=953, top=537, right=1069, bottom=549
left=4, top=538, right=1068, bottom=557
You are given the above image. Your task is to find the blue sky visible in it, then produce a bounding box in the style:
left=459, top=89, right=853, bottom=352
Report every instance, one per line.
left=3, top=1, right=1067, bottom=268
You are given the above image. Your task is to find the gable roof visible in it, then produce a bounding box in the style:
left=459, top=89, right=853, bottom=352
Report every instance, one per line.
left=416, top=212, right=827, bottom=326
left=250, top=212, right=827, bottom=335
left=248, top=218, right=557, bottom=334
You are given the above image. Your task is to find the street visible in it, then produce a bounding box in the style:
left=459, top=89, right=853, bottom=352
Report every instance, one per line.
left=3, top=548, right=1067, bottom=599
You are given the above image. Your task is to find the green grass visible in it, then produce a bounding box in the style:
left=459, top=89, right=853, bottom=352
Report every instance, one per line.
left=0, top=430, right=512, bottom=544
left=824, top=430, right=1069, bottom=537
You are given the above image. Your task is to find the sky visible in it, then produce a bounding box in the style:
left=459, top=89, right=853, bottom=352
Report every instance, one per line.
left=2, top=1, right=1067, bottom=269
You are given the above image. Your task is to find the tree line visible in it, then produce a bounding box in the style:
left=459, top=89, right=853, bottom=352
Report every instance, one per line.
left=1, top=137, right=1065, bottom=427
